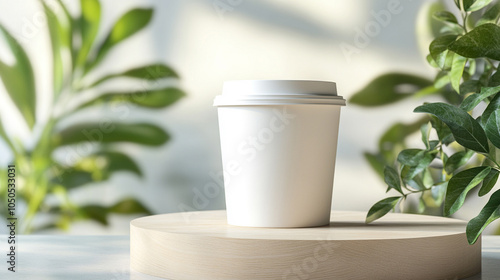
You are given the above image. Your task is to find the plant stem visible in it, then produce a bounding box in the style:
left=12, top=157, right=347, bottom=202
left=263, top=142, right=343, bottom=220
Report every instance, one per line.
left=21, top=118, right=56, bottom=233
left=459, top=0, right=469, bottom=33
left=22, top=177, right=48, bottom=233
left=485, top=58, right=498, bottom=71
left=439, top=146, right=447, bottom=182
left=484, top=152, right=500, bottom=169
left=463, top=13, right=469, bottom=33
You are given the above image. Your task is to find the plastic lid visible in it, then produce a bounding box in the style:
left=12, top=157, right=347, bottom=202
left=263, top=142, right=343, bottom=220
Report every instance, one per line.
left=213, top=80, right=346, bottom=106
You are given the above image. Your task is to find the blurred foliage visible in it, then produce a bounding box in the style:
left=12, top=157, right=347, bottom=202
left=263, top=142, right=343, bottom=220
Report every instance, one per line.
left=0, top=0, right=184, bottom=233
left=351, top=0, right=500, bottom=244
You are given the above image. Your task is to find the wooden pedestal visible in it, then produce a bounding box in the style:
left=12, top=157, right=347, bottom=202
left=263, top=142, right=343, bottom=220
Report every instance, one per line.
left=130, top=211, right=481, bottom=280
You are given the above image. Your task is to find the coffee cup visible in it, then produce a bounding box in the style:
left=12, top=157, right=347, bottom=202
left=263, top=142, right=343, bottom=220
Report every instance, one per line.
left=214, top=80, right=345, bottom=227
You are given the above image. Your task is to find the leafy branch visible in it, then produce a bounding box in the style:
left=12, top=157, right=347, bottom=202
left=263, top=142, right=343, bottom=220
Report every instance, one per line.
left=0, top=0, right=184, bottom=233
left=353, top=0, right=500, bottom=244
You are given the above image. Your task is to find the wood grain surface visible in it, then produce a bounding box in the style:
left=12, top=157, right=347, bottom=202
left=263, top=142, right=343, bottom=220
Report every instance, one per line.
left=130, top=211, right=481, bottom=280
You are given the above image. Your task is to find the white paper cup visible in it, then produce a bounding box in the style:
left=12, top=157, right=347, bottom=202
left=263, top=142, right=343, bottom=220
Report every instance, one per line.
left=213, top=80, right=345, bottom=227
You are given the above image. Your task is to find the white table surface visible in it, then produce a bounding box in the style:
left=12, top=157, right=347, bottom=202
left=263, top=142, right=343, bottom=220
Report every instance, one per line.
left=0, top=235, right=499, bottom=279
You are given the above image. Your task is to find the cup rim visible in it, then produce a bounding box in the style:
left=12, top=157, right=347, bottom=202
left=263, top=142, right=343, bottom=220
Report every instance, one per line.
left=214, top=80, right=346, bottom=107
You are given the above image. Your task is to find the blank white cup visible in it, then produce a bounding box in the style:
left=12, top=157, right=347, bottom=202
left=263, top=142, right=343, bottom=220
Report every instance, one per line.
left=213, top=80, right=345, bottom=227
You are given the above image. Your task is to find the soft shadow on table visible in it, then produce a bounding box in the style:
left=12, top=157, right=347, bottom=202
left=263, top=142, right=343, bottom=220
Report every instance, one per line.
left=466, top=242, right=500, bottom=280
left=465, top=257, right=500, bottom=280
left=329, top=221, right=467, bottom=228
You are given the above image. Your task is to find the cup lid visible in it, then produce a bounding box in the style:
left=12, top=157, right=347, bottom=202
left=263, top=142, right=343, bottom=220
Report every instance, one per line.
left=213, top=80, right=346, bottom=106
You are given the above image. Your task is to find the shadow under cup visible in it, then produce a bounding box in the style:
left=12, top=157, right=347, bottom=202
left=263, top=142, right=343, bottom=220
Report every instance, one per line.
left=214, top=80, right=346, bottom=227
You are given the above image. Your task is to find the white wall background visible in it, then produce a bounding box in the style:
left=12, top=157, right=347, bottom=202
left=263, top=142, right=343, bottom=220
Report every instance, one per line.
left=1, top=0, right=496, bottom=234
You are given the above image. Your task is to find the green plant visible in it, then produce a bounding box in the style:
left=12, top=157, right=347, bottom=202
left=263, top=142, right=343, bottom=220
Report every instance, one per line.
left=0, top=0, right=185, bottom=233
left=352, top=0, right=500, bottom=244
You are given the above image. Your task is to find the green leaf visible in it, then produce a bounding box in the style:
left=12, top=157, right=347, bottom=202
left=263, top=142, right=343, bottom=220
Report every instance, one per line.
left=88, top=63, right=179, bottom=88
left=76, top=0, right=101, bottom=69
left=384, top=166, right=403, bottom=195
left=421, top=122, right=432, bottom=149
left=485, top=109, right=500, bottom=148
left=418, top=196, right=426, bottom=213
left=430, top=115, right=455, bottom=145
left=432, top=12, right=462, bottom=39
left=75, top=87, right=185, bottom=111
left=397, top=149, right=425, bottom=166
left=448, top=22, right=468, bottom=34
left=54, top=123, right=169, bottom=147
left=467, top=58, right=477, bottom=76
left=55, top=169, right=93, bottom=189
left=418, top=1, right=448, bottom=51
left=110, top=198, right=152, bottom=214
left=55, top=0, right=73, bottom=43
left=481, top=93, right=500, bottom=127
left=53, top=151, right=142, bottom=189
left=476, top=1, right=500, bottom=26
left=426, top=54, right=439, bottom=68
left=77, top=151, right=142, bottom=176
left=444, top=166, right=491, bottom=216
left=0, top=117, right=16, bottom=155
left=0, top=25, right=36, bottom=129
left=489, top=70, right=500, bottom=87
left=442, top=150, right=450, bottom=167
left=433, top=11, right=458, bottom=24
left=421, top=167, right=435, bottom=189
left=454, top=0, right=465, bottom=9
left=80, top=205, right=108, bottom=225
left=414, top=103, right=489, bottom=153
left=365, top=196, right=401, bottom=223
left=97, top=151, right=142, bottom=176
left=414, top=85, right=440, bottom=98
left=376, top=118, right=430, bottom=165
left=459, top=80, right=481, bottom=95
left=449, top=54, right=467, bottom=92
left=429, top=140, right=440, bottom=150
left=444, top=51, right=457, bottom=71
left=431, top=181, right=448, bottom=204
left=86, top=8, right=153, bottom=72
left=42, top=2, right=64, bottom=96
left=479, top=168, right=500, bottom=196
left=397, top=149, right=436, bottom=183
left=466, top=0, right=494, bottom=11
left=0, top=117, right=9, bottom=146
left=466, top=189, right=500, bottom=244
left=449, top=23, right=500, bottom=60
left=480, top=59, right=495, bottom=85
left=444, top=150, right=475, bottom=174
left=79, top=198, right=152, bottom=226
left=434, top=71, right=451, bottom=89
left=364, top=152, right=385, bottom=179
left=55, top=0, right=76, bottom=69
left=402, top=151, right=436, bottom=182
left=460, top=85, right=500, bottom=111
left=429, top=35, right=458, bottom=69
left=350, top=73, right=432, bottom=107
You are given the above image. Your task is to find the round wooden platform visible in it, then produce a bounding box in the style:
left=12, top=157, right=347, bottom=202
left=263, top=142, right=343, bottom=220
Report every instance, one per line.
left=130, top=211, right=481, bottom=280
